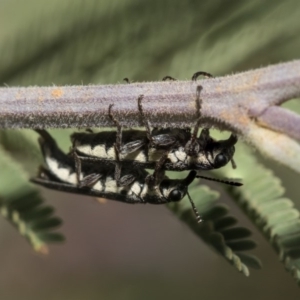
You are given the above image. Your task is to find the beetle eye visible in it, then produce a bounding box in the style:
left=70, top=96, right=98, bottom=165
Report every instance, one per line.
left=169, top=189, right=182, bottom=201
left=214, top=153, right=227, bottom=168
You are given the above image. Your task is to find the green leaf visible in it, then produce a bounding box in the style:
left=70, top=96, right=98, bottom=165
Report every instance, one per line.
left=0, top=144, right=64, bottom=253
left=1, top=0, right=300, bottom=286
left=1, top=0, right=300, bottom=86
left=215, top=142, right=300, bottom=285
left=168, top=183, right=261, bottom=277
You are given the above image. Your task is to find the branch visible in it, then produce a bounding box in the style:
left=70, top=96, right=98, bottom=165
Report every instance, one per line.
left=256, top=106, right=300, bottom=142
left=1, top=60, right=300, bottom=173
left=0, top=60, right=299, bottom=132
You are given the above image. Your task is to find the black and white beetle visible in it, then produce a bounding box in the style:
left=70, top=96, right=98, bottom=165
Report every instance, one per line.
left=71, top=123, right=237, bottom=171
left=71, top=79, right=237, bottom=177
left=71, top=73, right=238, bottom=186
left=71, top=72, right=237, bottom=180
left=33, top=130, right=201, bottom=221
left=32, top=130, right=242, bottom=223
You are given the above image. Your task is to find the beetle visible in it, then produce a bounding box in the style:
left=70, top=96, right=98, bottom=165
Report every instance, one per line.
left=32, top=130, right=242, bottom=223
left=71, top=80, right=237, bottom=175
left=33, top=130, right=202, bottom=221
left=71, top=72, right=237, bottom=185
left=71, top=123, right=237, bottom=171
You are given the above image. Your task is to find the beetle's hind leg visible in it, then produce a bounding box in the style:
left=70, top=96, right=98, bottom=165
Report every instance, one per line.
left=185, top=72, right=214, bottom=156
left=137, top=95, right=175, bottom=188
left=108, top=104, right=124, bottom=186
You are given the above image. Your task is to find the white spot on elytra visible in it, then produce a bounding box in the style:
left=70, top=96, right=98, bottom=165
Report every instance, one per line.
left=46, top=157, right=77, bottom=184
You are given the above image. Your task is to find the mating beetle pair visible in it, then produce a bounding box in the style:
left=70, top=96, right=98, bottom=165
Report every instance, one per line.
left=32, top=73, right=241, bottom=223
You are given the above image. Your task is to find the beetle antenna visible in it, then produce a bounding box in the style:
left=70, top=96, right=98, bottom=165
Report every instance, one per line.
left=187, top=191, right=202, bottom=223
left=196, top=175, right=243, bottom=186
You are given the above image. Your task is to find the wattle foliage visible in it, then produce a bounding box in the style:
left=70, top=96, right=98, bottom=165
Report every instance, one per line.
left=0, top=0, right=299, bottom=289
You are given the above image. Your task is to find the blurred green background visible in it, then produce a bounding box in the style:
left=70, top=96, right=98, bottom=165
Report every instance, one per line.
left=0, top=0, right=300, bottom=299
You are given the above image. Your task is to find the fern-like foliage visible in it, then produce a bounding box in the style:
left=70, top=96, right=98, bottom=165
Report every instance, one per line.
left=0, top=142, right=64, bottom=253
left=0, top=1, right=300, bottom=290
left=215, top=142, right=300, bottom=284
left=168, top=182, right=261, bottom=276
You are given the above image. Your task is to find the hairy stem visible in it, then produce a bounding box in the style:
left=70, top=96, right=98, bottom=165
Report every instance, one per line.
left=0, top=60, right=300, bottom=141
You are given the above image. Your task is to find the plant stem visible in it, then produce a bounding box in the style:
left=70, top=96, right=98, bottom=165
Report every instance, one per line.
left=0, top=60, right=300, bottom=141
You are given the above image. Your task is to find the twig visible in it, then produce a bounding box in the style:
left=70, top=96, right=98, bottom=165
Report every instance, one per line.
left=1, top=60, right=300, bottom=173
left=0, top=60, right=299, bottom=140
